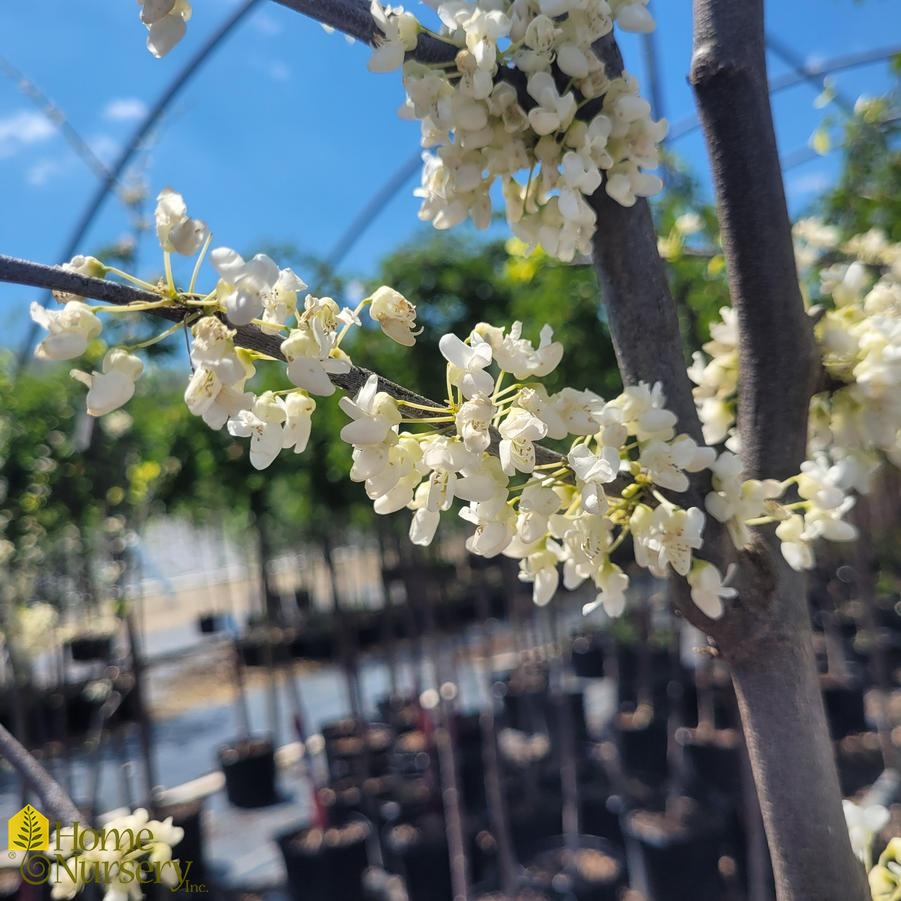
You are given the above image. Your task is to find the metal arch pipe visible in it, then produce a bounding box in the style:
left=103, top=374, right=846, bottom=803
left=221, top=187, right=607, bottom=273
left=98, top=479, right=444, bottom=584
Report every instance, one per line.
left=15, top=0, right=264, bottom=372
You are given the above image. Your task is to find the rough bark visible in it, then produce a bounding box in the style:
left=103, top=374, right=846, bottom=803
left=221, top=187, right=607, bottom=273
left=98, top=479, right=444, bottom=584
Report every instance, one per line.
left=689, top=2, right=867, bottom=898
left=725, top=544, right=867, bottom=900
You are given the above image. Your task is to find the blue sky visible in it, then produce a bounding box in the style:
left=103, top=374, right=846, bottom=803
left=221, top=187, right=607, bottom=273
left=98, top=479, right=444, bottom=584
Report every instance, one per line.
left=0, top=0, right=897, bottom=351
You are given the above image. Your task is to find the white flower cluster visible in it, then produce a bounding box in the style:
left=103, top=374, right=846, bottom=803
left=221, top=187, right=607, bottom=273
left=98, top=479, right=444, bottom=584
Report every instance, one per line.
left=137, top=0, right=192, bottom=58
left=135, top=0, right=664, bottom=261
left=685, top=222, right=901, bottom=572
left=687, top=305, right=738, bottom=447
left=337, top=324, right=731, bottom=620
left=799, top=222, right=901, bottom=488
left=49, top=808, right=184, bottom=901
left=371, top=0, right=666, bottom=261
left=32, top=191, right=895, bottom=625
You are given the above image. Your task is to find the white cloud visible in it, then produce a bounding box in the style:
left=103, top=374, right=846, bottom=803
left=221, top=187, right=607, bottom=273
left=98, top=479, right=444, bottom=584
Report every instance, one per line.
left=103, top=98, right=149, bottom=122
left=0, top=110, right=56, bottom=159
left=26, top=159, right=64, bottom=187
left=251, top=12, right=282, bottom=36
left=267, top=61, right=290, bottom=81
left=788, top=171, right=830, bottom=197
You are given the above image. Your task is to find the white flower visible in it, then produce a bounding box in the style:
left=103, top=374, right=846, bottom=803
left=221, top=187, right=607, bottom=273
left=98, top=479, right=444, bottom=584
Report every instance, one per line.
left=476, top=321, right=564, bottom=379
left=516, top=483, right=562, bottom=543
left=455, top=394, right=495, bottom=452
left=805, top=497, right=859, bottom=542
left=843, top=800, right=889, bottom=865
left=526, top=72, right=577, bottom=135
left=70, top=349, right=143, bottom=417
left=212, top=248, right=306, bottom=329
left=409, top=494, right=441, bottom=547
left=549, top=387, right=606, bottom=436
left=369, top=441, right=423, bottom=514
left=674, top=212, right=703, bottom=236
left=568, top=442, right=618, bottom=513
left=613, top=0, right=655, bottom=33
left=460, top=495, right=515, bottom=557
left=613, top=382, right=677, bottom=441
left=498, top=406, right=548, bottom=474
left=797, top=457, right=850, bottom=510
left=189, top=317, right=248, bottom=386
left=31, top=300, right=102, bottom=360
left=227, top=392, right=286, bottom=470
left=155, top=188, right=207, bottom=255
left=456, top=455, right=509, bottom=503
left=582, top=564, right=629, bottom=618
left=705, top=457, right=783, bottom=550
left=687, top=561, right=736, bottom=620
left=640, top=435, right=715, bottom=493
left=518, top=543, right=560, bottom=606
left=282, top=320, right=351, bottom=397
left=368, top=285, right=422, bottom=346
left=140, top=0, right=192, bottom=57
left=282, top=392, right=316, bottom=454
left=439, top=332, right=495, bottom=399
left=49, top=807, right=183, bottom=901
left=775, top=514, right=815, bottom=571
left=632, top=504, right=705, bottom=577
left=339, top=375, right=402, bottom=445
left=369, top=1, right=419, bottom=72
left=183, top=364, right=253, bottom=429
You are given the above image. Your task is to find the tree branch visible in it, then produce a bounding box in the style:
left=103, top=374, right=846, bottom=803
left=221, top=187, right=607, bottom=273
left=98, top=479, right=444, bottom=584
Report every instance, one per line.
left=271, top=0, right=458, bottom=64
left=689, top=5, right=868, bottom=899
left=690, top=0, right=817, bottom=481
left=0, top=723, right=83, bottom=825
left=0, top=254, right=568, bottom=468
left=588, top=33, right=704, bottom=448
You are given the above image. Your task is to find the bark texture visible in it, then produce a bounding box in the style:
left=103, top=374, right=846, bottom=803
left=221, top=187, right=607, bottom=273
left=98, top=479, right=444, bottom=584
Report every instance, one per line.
left=689, top=2, right=867, bottom=898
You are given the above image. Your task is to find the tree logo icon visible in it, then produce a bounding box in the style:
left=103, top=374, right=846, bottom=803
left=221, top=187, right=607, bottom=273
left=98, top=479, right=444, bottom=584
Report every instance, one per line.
left=7, top=805, right=49, bottom=852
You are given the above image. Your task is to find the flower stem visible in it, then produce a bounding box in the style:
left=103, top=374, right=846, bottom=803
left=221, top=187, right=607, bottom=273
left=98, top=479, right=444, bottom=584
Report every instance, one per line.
left=189, top=232, right=213, bottom=294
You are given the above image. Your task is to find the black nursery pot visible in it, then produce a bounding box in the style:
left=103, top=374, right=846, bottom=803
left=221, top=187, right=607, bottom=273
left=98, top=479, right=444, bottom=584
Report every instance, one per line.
left=453, top=712, right=486, bottom=809
left=622, top=802, right=726, bottom=901
left=376, top=695, right=421, bottom=734
left=578, top=785, right=625, bottom=848
left=570, top=633, right=606, bottom=680
left=614, top=710, right=669, bottom=786
left=68, top=635, right=113, bottom=662
left=277, top=815, right=371, bottom=901
left=508, top=796, right=564, bottom=860
left=384, top=814, right=452, bottom=901
left=821, top=677, right=868, bottom=739
left=218, top=735, right=278, bottom=808
left=146, top=798, right=206, bottom=897
left=614, top=644, right=673, bottom=709
left=197, top=613, right=223, bottom=634
left=391, top=730, right=438, bottom=782
left=677, top=728, right=743, bottom=803
left=523, top=836, right=625, bottom=901
left=160, top=798, right=205, bottom=879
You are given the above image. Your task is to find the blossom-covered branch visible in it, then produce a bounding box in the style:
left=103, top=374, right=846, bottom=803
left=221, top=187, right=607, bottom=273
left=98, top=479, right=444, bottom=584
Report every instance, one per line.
left=134, top=1, right=668, bottom=262
left=17, top=184, right=886, bottom=633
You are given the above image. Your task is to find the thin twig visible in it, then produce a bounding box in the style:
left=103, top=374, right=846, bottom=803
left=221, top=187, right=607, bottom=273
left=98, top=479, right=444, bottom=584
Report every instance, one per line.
left=0, top=723, right=83, bottom=825
left=0, top=253, right=572, bottom=470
